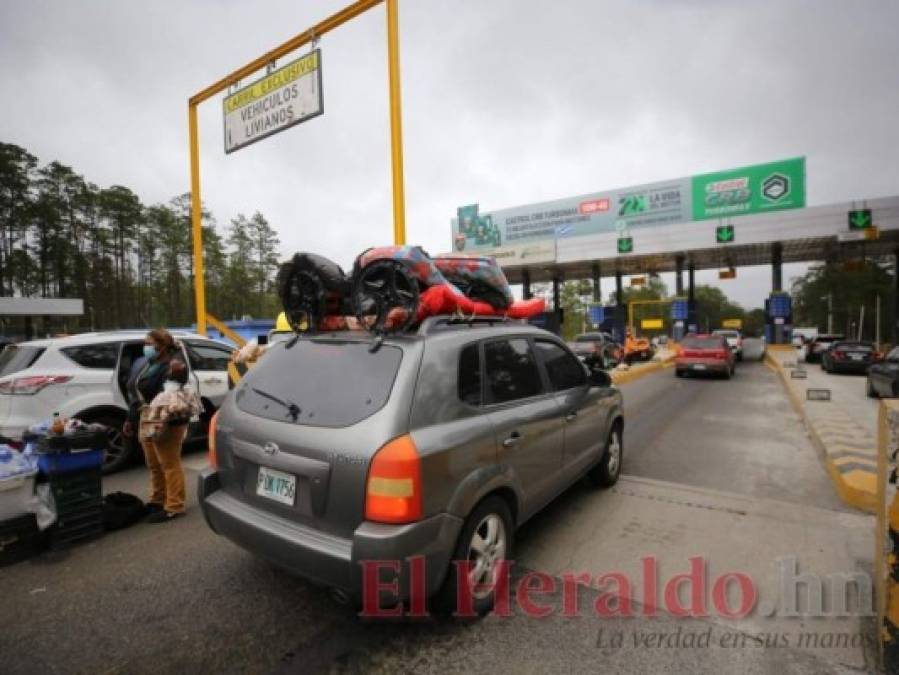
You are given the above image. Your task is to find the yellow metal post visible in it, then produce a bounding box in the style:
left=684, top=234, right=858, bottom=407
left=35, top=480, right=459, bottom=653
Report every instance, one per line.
left=386, top=0, right=406, bottom=245
left=189, top=103, right=207, bottom=336
left=187, top=0, right=404, bottom=331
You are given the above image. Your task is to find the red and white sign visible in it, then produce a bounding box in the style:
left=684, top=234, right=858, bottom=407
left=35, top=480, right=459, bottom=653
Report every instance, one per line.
left=578, top=199, right=610, bottom=215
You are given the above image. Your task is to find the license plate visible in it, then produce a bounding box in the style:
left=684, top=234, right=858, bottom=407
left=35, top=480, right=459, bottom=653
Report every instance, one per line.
left=850, top=354, right=863, bottom=361
left=692, top=364, right=706, bottom=370
left=256, top=466, right=297, bottom=506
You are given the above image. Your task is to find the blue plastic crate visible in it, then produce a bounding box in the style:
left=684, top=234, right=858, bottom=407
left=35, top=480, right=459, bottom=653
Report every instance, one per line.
left=38, top=449, right=103, bottom=475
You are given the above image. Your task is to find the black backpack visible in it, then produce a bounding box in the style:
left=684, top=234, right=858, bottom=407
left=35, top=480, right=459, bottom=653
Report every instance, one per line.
left=102, top=492, right=147, bottom=531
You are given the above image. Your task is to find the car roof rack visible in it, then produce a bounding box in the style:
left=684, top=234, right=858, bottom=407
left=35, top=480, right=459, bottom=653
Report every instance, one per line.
left=417, top=314, right=517, bottom=336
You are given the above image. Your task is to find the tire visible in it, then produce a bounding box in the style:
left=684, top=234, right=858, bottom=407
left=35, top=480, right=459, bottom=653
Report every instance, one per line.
left=79, top=411, right=135, bottom=474
left=587, top=424, right=623, bottom=488
left=737, top=353, right=743, bottom=362
left=723, top=367, right=732, bottom=380
left=675, top=369, right=684, bottom=378
left=867, top=379, right=878, bottom=398
left=433, top=496, right=513, bottom=617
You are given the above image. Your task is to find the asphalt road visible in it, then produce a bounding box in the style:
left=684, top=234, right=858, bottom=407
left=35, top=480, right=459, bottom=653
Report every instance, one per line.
left=0, top=343, right=859, bottom=674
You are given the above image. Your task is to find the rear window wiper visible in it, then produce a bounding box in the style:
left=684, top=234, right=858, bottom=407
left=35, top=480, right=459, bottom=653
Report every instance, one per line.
left=251, top=387, right=301, bottom=422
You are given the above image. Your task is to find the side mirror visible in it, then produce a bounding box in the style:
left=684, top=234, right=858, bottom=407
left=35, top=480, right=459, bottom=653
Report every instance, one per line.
left=589, top=368, right=612, bottom=388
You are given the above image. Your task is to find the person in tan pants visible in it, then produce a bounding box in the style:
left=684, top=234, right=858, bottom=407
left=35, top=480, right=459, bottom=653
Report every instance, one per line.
left=124, top=329, right=190, bottom=523
left=140, top=417, right=189, bottom=516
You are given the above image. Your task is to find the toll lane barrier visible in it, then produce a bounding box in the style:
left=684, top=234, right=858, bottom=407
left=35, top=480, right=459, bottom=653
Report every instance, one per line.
left=610, top=349, right=677, bottom=386
left=875, top=401, right=899, bottom=673
left=765, top=352, right=878, bottom=513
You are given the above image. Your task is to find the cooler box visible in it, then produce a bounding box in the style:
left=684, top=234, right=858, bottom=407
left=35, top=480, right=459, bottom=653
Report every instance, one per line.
left=0, top=447, right=38, bottom=521
left=37, top=449, right=104, bottom=476
left=36, top=430, right=107, bottom=454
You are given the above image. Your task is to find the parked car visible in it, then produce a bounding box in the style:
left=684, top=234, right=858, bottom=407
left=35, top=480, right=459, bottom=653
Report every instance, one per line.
left=198, top=317, right=624, bottom=614
left=820, top=340, right=880, bottom=374
left=568, top=332, right=622, bottom=370
left=624, top=332, right=655, bottom=363
left=868, top=347, right=899, bottom=398
left=0, top=330, right=234, bottom=472
left=805, top=334, right=845, bottom=363
left=674, top=333, right=735, bottom=378
left=712, top=329, right=743, bottom=361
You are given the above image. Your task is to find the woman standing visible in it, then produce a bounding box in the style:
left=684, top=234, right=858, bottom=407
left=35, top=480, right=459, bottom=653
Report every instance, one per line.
left=124, top=328, right=189, bottom=523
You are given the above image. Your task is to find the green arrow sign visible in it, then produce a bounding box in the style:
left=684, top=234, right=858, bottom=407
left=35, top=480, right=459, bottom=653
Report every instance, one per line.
left=848, top=209, right=872, bottom=230
left=617, top=237, right=633, bottom=254
left=716, top=225, right=735, bottom=243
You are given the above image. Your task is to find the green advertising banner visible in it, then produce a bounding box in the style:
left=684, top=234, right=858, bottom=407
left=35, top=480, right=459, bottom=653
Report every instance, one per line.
left=452, top=157, right=806, bottom=253
left=691, top=157, right=805, bottom=221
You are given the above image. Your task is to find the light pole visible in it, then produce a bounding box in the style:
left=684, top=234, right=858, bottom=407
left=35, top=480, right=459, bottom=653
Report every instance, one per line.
left=821, top=293, right=833, bottom=334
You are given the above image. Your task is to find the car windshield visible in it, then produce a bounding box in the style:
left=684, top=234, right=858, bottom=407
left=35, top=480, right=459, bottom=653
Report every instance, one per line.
left=575, top=334, right=603, bottom=342
left=0, top=345, right=45, bottom=377
left=682, top=337, right=724, bottom=349
left=234, top=339, right=403, bottom=428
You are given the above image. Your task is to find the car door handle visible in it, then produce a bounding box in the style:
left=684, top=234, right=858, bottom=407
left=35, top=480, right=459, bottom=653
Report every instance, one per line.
left=202, top=377, right=222, bottom=384
left=502, top=432, right=521, bottom=448
left=565, top=411, right=578, bottom=423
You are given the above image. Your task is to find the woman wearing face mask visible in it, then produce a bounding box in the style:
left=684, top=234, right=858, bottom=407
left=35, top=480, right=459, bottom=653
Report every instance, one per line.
left=124, top=328, right=190, bottom=523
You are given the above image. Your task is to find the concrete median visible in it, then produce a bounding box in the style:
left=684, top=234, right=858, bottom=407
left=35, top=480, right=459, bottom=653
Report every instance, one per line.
left=766, top=347, right=878, bottom=513
left=610, top=348, right=677, bottom=386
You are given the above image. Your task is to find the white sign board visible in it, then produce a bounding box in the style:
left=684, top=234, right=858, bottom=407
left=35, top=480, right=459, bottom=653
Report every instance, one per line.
left=223, top=49, right=323, bottom=154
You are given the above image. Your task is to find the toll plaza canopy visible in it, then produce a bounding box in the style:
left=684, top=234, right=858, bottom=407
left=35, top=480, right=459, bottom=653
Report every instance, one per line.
left=495, top=194, right=899, bottom=284
left=449, top=157, right=899, bottom=283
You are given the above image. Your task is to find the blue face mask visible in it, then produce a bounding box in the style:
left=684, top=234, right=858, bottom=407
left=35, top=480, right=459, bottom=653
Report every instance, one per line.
left=143, top=345, right=157, bottom=360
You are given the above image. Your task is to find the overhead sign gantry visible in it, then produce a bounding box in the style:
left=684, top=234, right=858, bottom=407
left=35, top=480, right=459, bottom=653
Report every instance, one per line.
left=188, top=0, right=407, bottom=336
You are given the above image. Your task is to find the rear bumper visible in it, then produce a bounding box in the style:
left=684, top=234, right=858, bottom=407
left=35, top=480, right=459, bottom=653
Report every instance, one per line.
left=198, top=469, right=464, bottom=603
left=675, top=358, right=730, bottom=374
left=828, top=361, right=871, bottom=374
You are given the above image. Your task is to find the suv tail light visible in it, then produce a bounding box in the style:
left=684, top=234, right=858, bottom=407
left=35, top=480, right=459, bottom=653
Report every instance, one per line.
left=832, top=350, right=845, bottom=361
left=208, top=412, right=219, bottom=469
left=0, top=375, right=72, bottom=395
left=365, top=434, right=422, bottom=524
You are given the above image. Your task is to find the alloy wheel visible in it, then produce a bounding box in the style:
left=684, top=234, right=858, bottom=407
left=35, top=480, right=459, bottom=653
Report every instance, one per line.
left=467, top=513, right=508, bottom=600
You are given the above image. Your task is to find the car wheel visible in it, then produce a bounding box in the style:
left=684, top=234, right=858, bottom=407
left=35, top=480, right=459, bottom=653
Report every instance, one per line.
left=675, top=369, right=684, bottom=378
left=80, top=412, right=136, bottom=474
left=737, top=353, right=743, bottom=362
left=433, top=496, right=513, bottom=617
left=587, top=424, right=623, bottom=488
left=867, top=379, right=878, bottom=398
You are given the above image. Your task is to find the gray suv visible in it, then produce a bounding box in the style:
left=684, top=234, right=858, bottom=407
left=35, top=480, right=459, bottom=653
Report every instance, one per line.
left=198, top=317, right=624, bottom=614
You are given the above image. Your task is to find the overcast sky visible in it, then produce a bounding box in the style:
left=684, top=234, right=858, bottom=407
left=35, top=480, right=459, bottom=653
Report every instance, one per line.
left=2, top=0, right=898, bottom=309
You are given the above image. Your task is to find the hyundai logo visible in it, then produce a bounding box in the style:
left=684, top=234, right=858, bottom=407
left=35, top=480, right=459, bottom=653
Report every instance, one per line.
left=262, top=442, right=279, bottom=456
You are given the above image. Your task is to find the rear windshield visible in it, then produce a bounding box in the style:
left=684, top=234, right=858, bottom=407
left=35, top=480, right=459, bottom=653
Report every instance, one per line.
left=682, top=337, right=724, bottom=349
left=234, top=339, right=403, bottom=428
left=714, top=331, right=739, bottom=338
left=0, top=346, right=46, bottom=377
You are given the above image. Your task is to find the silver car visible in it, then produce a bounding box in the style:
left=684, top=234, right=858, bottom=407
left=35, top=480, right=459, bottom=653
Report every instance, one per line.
left=198, top=317, right=624, bottom=614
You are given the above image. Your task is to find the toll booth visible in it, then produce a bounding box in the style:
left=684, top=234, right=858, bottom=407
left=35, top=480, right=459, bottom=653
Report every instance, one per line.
left=671, top=298, right=689, bottom=341
left=766, top=292, right=792, bottom=344
left=587, top=304, right=625, bottom=342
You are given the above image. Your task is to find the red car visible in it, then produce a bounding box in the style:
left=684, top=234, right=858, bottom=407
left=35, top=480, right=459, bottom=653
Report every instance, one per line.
left=675, top=334, right=736, bottom=379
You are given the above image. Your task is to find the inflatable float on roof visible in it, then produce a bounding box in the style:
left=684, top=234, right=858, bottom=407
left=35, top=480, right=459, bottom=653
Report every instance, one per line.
left=276, top=246, right=545, bottom=334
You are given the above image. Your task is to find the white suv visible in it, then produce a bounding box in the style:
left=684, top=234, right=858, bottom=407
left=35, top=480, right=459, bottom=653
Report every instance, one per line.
left=0, top=331, right=234, bottom=472
left=712, top=329, right=743, bottom=361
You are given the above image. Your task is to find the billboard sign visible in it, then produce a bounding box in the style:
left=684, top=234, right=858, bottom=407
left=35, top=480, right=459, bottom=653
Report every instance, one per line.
left=452, top=158, right=805, bottom=255
left=691, top=158, right=805, bottom=221
left=223, top=50, right=323, bottom=154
